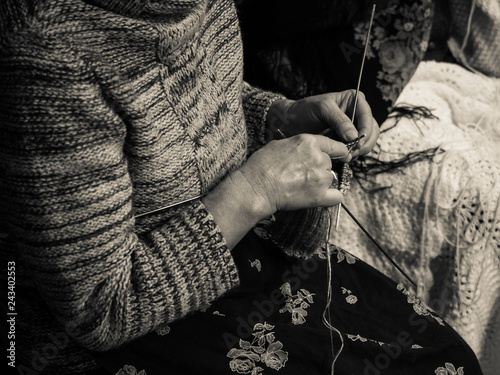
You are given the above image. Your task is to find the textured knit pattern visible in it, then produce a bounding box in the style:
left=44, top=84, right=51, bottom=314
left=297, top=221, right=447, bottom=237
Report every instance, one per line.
left=268, top=208, right=331, bottom=258
left=333, top=61, right=500, bottom=375
left=0, top=0, right=285, bottom=373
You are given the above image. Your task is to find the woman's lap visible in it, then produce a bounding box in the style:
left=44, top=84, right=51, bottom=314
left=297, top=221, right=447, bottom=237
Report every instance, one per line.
left=95, top=231, right=482, bottom=375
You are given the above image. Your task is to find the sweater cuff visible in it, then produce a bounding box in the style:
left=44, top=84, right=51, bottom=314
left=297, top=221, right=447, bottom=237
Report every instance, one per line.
left=242, top=82, right=286, bottom=154
left=160, top=200, right=240, bottom=317
left=196, top=200, right=241, bottom=296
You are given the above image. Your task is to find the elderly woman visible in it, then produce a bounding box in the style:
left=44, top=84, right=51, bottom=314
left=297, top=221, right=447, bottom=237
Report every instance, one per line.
left=0, top=0, right=482, bottom=374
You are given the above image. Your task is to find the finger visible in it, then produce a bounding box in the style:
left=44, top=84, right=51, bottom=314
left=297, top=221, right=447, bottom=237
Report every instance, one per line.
left=344, top=91, right=378, bottom=157
left=317, top=97, right=359, bottom=142
left=351, top=117, right=379, bottom=158
left=351, top=92, right=375, bottom=146
left=360, top=117, right=379, bottom=155
left=320, top=188, right=344, bottom=207
left=313, top=135, right=350, bottom=161
left=320, top=152, right=333, bottom=170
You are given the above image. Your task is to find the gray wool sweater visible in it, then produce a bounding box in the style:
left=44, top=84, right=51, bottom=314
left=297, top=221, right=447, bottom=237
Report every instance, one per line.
left=0, top=0, right=286, bottom=373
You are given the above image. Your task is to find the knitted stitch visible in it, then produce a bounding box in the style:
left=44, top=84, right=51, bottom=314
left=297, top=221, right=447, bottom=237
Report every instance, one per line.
left=0, top=0, right=285, bottom=373
left=270, top=208, right=331, bottom=258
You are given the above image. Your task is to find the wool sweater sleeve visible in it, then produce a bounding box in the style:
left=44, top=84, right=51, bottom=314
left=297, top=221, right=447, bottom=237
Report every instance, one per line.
left=241, top=81, right=286, bottom=154
left=0, top=34, right=239, bottom=352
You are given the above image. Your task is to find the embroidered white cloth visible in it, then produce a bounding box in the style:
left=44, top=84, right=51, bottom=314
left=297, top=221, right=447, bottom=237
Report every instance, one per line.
left=333, top=61, right=500, bottom=375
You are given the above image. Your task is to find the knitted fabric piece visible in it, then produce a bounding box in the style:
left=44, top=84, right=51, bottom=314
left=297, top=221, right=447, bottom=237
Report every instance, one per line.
left=0, top=0, right=284, bottom=373
left=333, top=61, right=500, bottom=375
left=269, top=208, right=331, bottom=258
left=337, top=162, right=353, bottom=195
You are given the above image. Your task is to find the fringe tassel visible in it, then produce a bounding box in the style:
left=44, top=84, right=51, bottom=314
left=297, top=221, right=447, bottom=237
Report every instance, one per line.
left=351, top=104, right=442, bottom=193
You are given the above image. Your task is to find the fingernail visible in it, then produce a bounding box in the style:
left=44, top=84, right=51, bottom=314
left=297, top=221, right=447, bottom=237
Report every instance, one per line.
left=346, top=130, right=358, bottom=141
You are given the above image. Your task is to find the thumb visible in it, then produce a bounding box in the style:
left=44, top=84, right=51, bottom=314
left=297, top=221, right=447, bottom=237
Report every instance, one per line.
left=318, top=99, right=358, bottom=142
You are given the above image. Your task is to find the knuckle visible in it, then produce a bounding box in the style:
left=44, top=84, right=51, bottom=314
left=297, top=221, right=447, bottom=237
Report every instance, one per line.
left=321, top=152, right=332, bottom=167
left=346, top=88, right=357, bottom=97
left=319, top=96, right=336, bottom=113
left=311, top=98, right=325, bottom=112
left=296, top=133, right=310, bottom=141
left=334, top=114, right=352, bottom=127
left=294, top=133, right=309, bottom=143
left=296, top=133, right=316, bottom=148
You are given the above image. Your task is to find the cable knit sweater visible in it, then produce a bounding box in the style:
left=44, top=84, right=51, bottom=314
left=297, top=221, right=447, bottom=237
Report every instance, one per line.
left=0, top=0, right=285, bottom=373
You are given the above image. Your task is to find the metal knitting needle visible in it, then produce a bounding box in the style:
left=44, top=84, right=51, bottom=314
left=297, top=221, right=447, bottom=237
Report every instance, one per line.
left=341, top=203, right=417, bottom=288
left=350, top=3, right=376, bottom=125
left=334, top=133, right=366, bottom=231
left=134, top=194, right=205, bottom=219
left=335, top=3, right=376, bottom=232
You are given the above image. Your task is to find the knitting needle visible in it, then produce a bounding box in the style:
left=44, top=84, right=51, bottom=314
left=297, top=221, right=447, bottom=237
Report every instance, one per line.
left=346, top=134, right=366, bottom=152
left=134, top=194, right=205, bottom=219
left=333, top=133, right=366, bottom=231
left=341, top=203, right=417, bottom=288
left=334, top=4, right=376, bottom=232
left=350, top=3, right=376, bottom=125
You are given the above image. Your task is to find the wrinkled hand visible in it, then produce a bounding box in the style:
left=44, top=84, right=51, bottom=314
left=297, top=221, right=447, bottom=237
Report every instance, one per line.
left=238, top=134, right=349, bottom=215
left=266, top=90, right=379, bottom=158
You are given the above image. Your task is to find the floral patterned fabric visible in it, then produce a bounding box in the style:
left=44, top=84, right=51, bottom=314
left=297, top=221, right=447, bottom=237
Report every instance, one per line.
left=354, top=1, right=433, bottom=104
left=95, top=231, right=482, bottom=375
left=237, top=0, right=434, bottom=123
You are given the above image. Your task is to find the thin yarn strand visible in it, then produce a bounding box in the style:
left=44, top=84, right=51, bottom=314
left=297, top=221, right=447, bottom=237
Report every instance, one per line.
left=322, top=207, right=345, bottom=374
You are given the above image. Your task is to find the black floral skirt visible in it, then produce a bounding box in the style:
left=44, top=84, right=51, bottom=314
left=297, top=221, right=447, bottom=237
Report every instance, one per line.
left=94, top=231, right=482, bottom=375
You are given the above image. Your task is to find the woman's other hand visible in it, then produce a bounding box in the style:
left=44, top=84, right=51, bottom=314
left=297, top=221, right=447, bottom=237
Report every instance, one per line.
left=203, top=134, right=348, bottom=249
left=266, top=90, right=379, bottom=159
left=238, top=134, right=349, bottom=215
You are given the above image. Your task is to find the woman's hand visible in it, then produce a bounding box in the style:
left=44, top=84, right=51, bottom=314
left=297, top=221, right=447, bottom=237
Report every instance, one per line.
left=266, top=90, right=379, bottom=158
left=237, top=134, right=350, bottom=216
left=203, top=134, right=348, bottom=249
left=204, top=90, right=379, bottom=249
